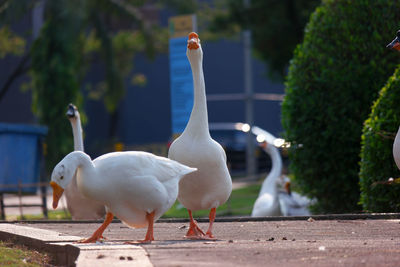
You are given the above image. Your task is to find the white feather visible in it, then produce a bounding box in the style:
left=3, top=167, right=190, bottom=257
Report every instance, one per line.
left=64, top=105, right=106, bottom=220
left=168, top=35, right=232, bottom=212
left=52, top=151, right=196, bottom=228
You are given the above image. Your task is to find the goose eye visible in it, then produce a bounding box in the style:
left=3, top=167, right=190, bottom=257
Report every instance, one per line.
left=60, top=176, right=64, bottom=180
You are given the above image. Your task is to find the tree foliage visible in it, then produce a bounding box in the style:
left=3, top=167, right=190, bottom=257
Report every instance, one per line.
left=1, top=0, right=171, bottom=169
left=30, top=0, right=84, bottom=170
left=209, top=0, right=320, bottom=80
left=360, top=66, right=400, bottom=212
left=0, top=26, right=25, bottom=58
left=281, top=0, right=400, bottom=213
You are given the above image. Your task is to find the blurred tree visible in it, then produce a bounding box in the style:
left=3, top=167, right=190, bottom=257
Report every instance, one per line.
left=209, top=0, right=320, bottom=80
left=74, top=0, right=166, bottom=141
left=0, top=0, right=35, bottom=103
left=282, top=0, right=400, bottom=213
left=360, top=65, right=400, bottom=212
left=30, top=0, right=84, bottom=170
left=0, top=0, right=174, bottom=170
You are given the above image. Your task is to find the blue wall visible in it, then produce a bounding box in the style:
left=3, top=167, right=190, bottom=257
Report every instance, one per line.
left=0, top=8, right=285, bottom=158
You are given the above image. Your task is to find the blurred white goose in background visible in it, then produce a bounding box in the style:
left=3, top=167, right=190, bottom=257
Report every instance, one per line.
left=168, top=32, right=232, bottom=239
left=278, top=175, right=313, bottom=216
left=65, top=104, right=106, bottom=220
left=251, top=141, right=283, bottom=217
left=251, top=127, right=312, bottom=217
left=50, top=150, right=197, bottom=243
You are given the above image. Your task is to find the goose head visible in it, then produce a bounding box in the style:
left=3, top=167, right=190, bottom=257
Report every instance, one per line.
left=66, top=103, right=81, bottom=126
left=280, top=175, right=292, bottom=195
left=186, top=32, right=203, bottom=63
left=66, top=103, right=78, bottom=118
left=50, top=159, right=75, bottom=209
left=387, top=30, right=400, bottom=51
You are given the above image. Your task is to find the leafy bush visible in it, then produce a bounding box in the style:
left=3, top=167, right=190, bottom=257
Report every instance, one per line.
left=282, top=0, right=400, bottom=213
left=360, top=66, right=400, bottom=212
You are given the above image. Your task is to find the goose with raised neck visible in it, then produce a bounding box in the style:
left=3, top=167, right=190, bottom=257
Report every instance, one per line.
left=251, top=142, right=283, bottom=217
left=168, top=32, right=232, bottom=239
left=64, top=104, right=106, bottom=220
left=67, top=104, right=84, bottom=151
left=183, top=41, right=209, bottom=138
left=50, top=150, right=197, bottom=243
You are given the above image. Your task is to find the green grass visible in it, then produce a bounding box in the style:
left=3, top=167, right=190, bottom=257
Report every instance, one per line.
left=7, top=210, right=71, bottom=221
left=6, top=183, right=263, bottom=221
left=0, top=241, right=51, bottom=266
left=162, top=183, right=261, bottom=218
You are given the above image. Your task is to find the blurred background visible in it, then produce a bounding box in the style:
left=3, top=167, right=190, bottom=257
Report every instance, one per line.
left=0, top=0, right=297, bottom=160
left=1, top=0, right=399, bottom=219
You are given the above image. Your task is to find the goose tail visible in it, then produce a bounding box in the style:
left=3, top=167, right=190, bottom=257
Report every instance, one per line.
left=179, top=165, right=197, bottom=176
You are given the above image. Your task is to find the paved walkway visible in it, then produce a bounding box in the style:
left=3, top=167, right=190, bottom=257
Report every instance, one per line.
left=1, top=192, right=68, bottom=219
left=0, top=215, right=399, bottom=266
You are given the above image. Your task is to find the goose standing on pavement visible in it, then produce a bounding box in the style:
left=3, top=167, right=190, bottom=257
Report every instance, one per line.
left=51, top=151, right=197, bottom=243
left=251, top=142, right=283, bottom=217
left=252, top=141, right=312, bottom=217
left=65, top=104, right=106, bottom=220
left=278, top=175, right=312, bottom=216
left=168, top=32, right=232, bottom=239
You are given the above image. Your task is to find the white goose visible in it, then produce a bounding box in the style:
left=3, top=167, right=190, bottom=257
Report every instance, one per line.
left=387, top=31, right=400, bottom=170
left=168, top=32, right=232, bottom=239
left=65, top=104, right=106, bottom=220
left=251, top=142, right=283, bottom=217
left=278, top=176, right=312, bottom=216
left=50, top=151, right=196, bottom=243
left=251, top=142, right=312, bottom=217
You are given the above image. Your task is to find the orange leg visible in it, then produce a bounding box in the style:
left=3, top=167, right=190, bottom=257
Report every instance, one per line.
left=205, top=207, right=217, bottom=239
left=125, top=211, right=156, bottom=244
left=184, top=209, right=205, bottom=239
left=78, top=212, right=114, bottom=243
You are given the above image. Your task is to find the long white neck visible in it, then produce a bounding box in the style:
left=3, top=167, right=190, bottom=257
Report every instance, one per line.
left=66, top=152, right=97, bottom=199
left=259, top=145, right=282, bottom=196
left=184, top=49, right=210, bottom=137
left=69, top=115, right=84, bottom=151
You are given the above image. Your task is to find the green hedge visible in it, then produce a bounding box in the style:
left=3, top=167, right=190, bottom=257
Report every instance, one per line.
left=360, top=66, right=400, bottom=212
left=281, top=0, right=400, bottom=213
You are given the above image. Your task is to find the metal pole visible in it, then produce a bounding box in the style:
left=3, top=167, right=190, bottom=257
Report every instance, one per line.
left=32, top=0, right=45, bottom=39
left=244, top=0, right=256, bottom=178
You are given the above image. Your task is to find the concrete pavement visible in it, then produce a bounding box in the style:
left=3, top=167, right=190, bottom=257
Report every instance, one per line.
left=1, top=192, right=68, bottom=218
left=0, top=214, right=399, bottom=266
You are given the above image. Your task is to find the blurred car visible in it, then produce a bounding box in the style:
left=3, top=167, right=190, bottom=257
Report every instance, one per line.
left=208, top=122, right=286, bottom=175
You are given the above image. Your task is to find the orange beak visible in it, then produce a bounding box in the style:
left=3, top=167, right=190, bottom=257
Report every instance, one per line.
left=387, top=37, right=400, bottom=51
left=260, top=141, right=268, bottom=149
left=50, top=181, right=64, bottom=209
left=188, top=32, right=199, bottom=50
left=284, top=181, right=292, bottom=195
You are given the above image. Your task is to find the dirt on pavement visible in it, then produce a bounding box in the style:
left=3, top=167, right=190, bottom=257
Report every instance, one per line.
left=13, top=217, right=400, bottom=267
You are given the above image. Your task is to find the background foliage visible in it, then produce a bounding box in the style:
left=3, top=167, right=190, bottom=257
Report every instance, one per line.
left=30, top=0, right=84, bottom=170
left=360, top=66, right=400, bottom=212
left=1, top=0, right=170, bottom=171
left=281, top=0, right=400, bottom=213
left=210, top=0, right=320, bottom=80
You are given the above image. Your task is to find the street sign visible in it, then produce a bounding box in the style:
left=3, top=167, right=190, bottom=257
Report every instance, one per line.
left=169, top=15, right=197, bottom=135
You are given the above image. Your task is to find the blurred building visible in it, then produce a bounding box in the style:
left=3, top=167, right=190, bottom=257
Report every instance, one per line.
left=0, top=5, right=284, bottom=158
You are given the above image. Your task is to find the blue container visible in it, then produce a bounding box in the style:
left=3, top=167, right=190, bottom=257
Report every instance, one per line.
left=0, top=123, right=48, bottom=193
